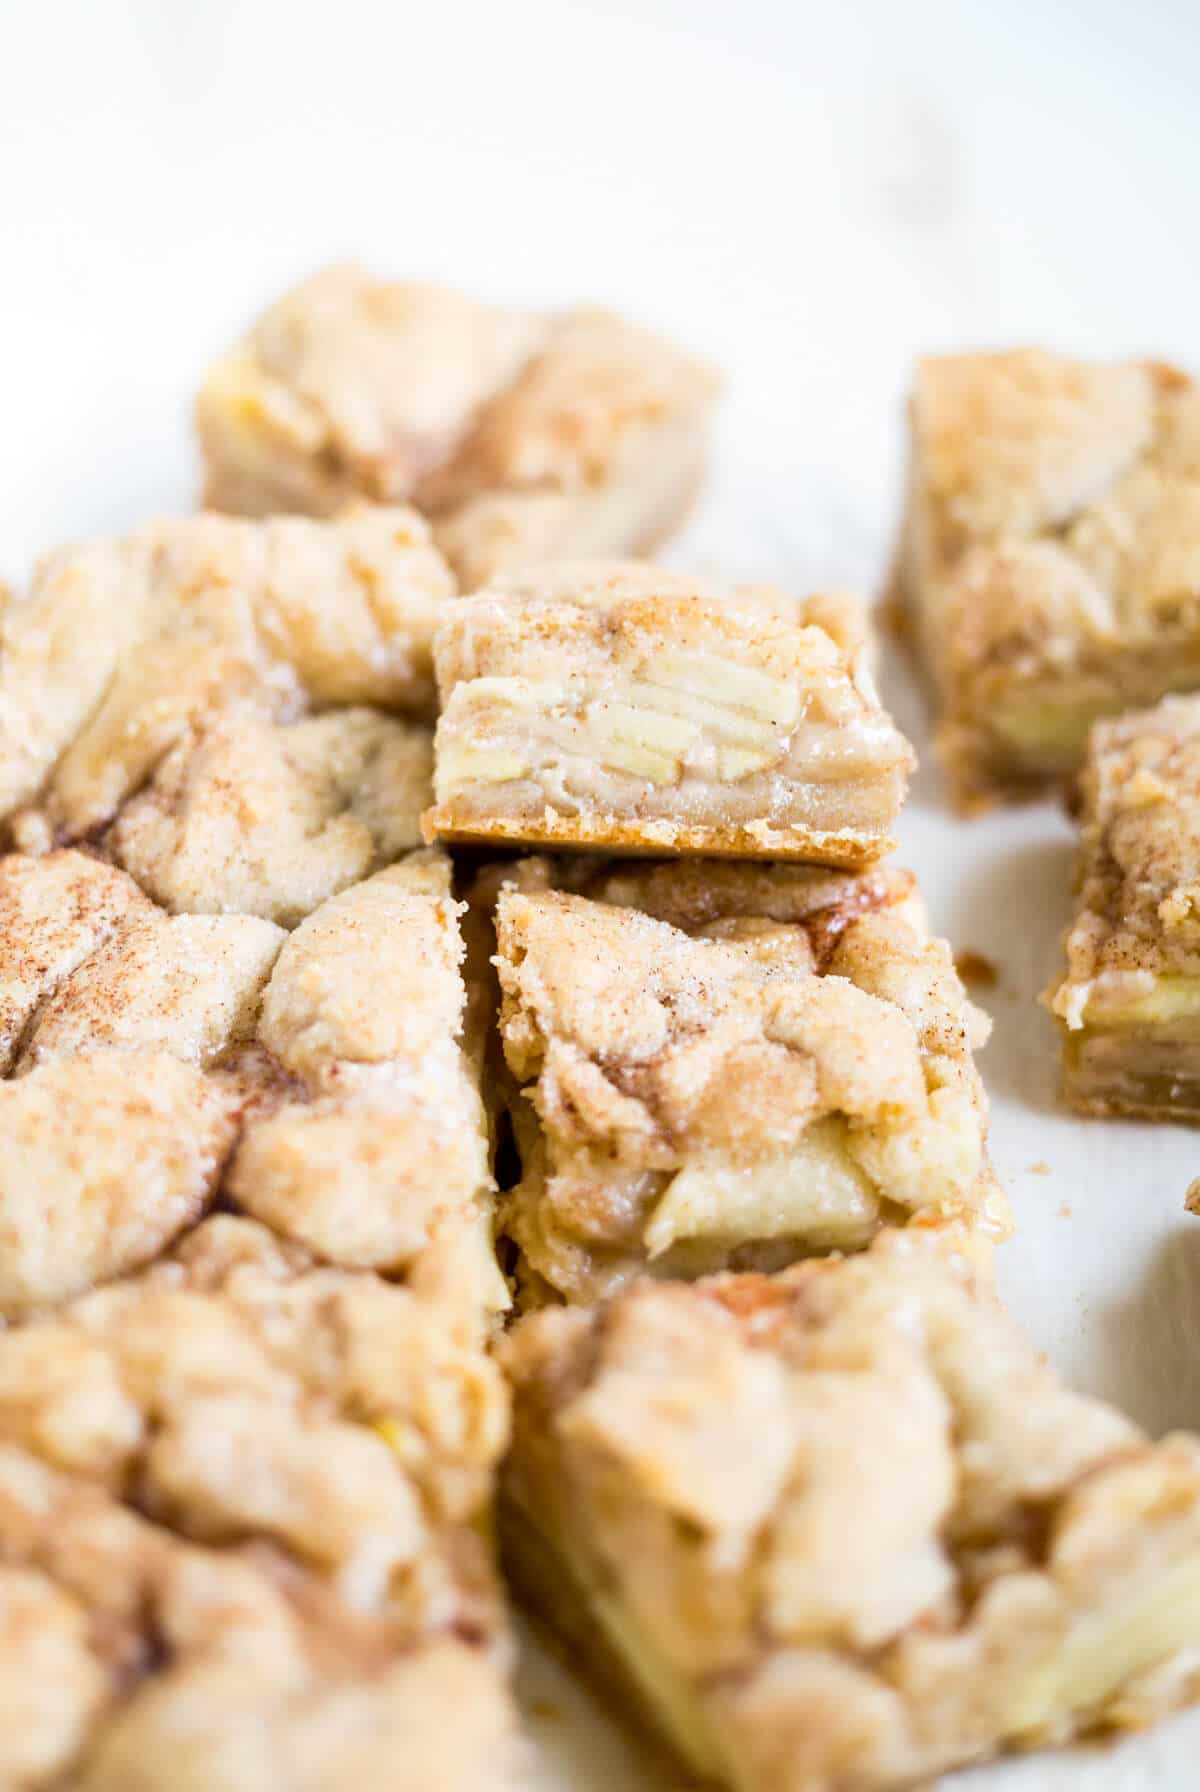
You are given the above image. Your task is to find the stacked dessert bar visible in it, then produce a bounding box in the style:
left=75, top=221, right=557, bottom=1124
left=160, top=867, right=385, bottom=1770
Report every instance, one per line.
left=0, top=273, right=1196, bottom=1790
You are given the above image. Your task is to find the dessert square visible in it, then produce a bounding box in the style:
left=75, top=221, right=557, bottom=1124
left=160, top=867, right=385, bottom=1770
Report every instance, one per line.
left=0, top=507, right=452, bottom=851
left=196, top=264, right=719, bottom=584
left=899, top=349, right=1200, bottom=807
left=503, top=1228, right=1200, bottom=1791
left=0, top=847, right=504, bottom=1318
left=425, top=564, right=914, bottom=866
left=486, top=854, right=1002, bottom=1303
left=0, top=1212, right=522, bottom=1791
left=1047, top=693, right=1200, bottom=1118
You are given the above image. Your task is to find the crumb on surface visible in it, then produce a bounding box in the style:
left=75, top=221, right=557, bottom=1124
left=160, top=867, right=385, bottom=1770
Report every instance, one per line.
left=954, top=949, right=998, bottom=988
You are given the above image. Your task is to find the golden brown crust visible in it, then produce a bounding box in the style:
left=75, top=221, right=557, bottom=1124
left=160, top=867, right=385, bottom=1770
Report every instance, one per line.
left=423, top=807, right=895, bottom=870
left=0, top=849, right=501, bottom=1319
left=481, top=856, right=1000, bottom=1303
left=901, top=350, right=1200, bottom=806
left=503, top=1230, right=1200, bottom=1791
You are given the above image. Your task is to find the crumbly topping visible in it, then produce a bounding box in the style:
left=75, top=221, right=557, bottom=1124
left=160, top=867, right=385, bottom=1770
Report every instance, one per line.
left=0, top=1214, right=519, bottom=1790
left=1051, top=694, right=1200, bottom=1018
left=111, top=708, right=432, bottom=925
left=903, top=352, right=1200, bottom=801
left=0, top=507, right=452, bottom=839
left=488, top=858, right=997, bottom=1301
left=228, top=857, right=502, bottom=1303
left=414, top=308, right=720, bottom=513
left=0, top=850, right=498, bottom=1317
left=504, top=1229, right=1200, bottom=1788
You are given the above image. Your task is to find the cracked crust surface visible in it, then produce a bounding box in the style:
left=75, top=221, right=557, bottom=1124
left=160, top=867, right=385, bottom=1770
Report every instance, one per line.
left=425, top=563, right=913, bottom=867
left=901, top=350, right=1200, bottom=806
left=0, top=507, right=452, bottom=846
left=0, top=849, right=502, bottom=1318
left=0, top=1213, right=521, bottom=1791
left=483, top=855, right=999, bottom=1303
left=1046, top=694, right=1200, bottom=1116
left=503, top=1228, right=1200, bottom=1791
left=110, top=708, right=433, bottom=925
left=196, top=265, right=719, bottom=581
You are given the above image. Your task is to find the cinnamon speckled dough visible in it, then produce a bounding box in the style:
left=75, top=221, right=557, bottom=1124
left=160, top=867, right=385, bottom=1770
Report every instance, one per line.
left=0, top=849, right=500, bottom=1319
left=426, top=564, right=914, bottom=867
left=0, top=1052, right=238, bottom=1315
left=0, top=851, right=281, bottom=1311
left=0, top=1214, right=522, bottom=1791
left=1046, top=693, right=1200, bottom=1117
left=503, top=1228, right=1200, bottom=1791
left=900, top=349, right=1200, bottom=807
left=228, top=854, right=504, bottom=1305
left=196, top=264, right=719, bottom=583
left=0, top=506, right=452, bottom=844
left=485, top=855, right=1001, bottom=1303
left=111, top=708, right=433, bottom=925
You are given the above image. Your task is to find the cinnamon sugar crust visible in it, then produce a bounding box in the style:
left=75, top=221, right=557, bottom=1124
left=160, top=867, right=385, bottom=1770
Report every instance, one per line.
left=901, top=349, right=1200, bottom=807
left=0, top=508, right=451, bottom=849
left=0, top=849, right=502, bottom=1317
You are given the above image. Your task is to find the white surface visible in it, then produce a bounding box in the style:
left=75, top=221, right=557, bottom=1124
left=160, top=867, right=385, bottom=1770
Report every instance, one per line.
left=5, top=1, right=1200, bottom=1783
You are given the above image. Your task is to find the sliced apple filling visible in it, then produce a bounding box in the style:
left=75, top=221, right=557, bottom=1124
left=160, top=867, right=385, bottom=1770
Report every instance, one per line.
left=426, top=566, right=914, bottom=867
left=485, top=856, right=1000, bottom=1303
left=502, top=1232, right=1200, bottom=1791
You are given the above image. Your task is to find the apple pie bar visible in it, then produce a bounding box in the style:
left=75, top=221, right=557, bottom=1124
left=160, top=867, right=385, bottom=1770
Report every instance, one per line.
left=0, top=506, right=452, bottom=852
left=486, top=854, right=1003, bottom=1303
left=196, top=264, right=720, bottom=585
left=503, top=1228, right=1200, bottom=1791
left=899, top=349, right=1200, bottom=807
left=1047, top=693, right=1200, bottom=1118
left=425, top=564, right=914, bottom=865
left=0, top=846, right=504, bottom=1316
left=0, top=1212, right=523, bottom=1790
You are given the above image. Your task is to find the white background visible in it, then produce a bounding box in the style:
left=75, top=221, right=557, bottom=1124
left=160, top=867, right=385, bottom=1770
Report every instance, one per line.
left=5, top=2, right=1200, bottom=1783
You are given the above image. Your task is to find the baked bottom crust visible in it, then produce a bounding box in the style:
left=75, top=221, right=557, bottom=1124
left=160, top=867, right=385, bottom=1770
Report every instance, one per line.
left=0, top=1213, right=522, bottom=1792
left=502, top=1233, right=1200, bottom=1792
left=480, top=856, right=1001, bottom=1304
left=425, top=805, right=892, bottom=870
